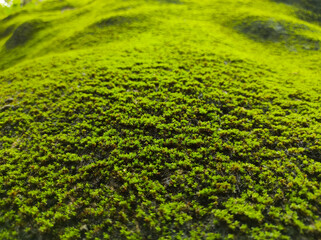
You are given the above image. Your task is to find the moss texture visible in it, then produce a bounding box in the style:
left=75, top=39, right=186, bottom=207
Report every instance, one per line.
left=1, top=0, right=321, bottom=239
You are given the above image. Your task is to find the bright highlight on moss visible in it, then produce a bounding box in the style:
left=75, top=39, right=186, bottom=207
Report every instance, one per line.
left=1, top=0, right=321, bottom=239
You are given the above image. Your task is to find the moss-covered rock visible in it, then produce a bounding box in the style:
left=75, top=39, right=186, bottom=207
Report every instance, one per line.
left=1, top=0, right=321, bottom=239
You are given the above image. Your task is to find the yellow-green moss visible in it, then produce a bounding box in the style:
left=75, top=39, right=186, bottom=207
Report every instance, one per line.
left=1, top=0, right=321, bottom=239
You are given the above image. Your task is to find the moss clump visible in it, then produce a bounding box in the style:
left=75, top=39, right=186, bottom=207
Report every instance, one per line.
left=5, top=19, right=46, bottom=49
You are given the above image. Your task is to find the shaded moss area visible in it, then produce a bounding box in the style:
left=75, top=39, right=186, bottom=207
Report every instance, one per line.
left=235, top=17, right=320, bottom=50
left=61, top=14, right=150, bottom=50
left=96, top=16, right=138, bottom=27
left=273, top=0, right=321, bottom=23
left=156, top=0, right=182, bottom=4
left=0, top=25, right=15, bottom=39
left=5, top=19, right=47, bottom=49
left=39, top=0, right=74, bottom=11
left=274, top=0, right=321, bottom=14
left=237, top=19, right=290, bottom=42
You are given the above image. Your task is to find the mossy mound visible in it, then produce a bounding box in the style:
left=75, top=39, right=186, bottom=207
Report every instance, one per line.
left=40, top=0, right=74, bottom=11
left=274, top=0, right=321, bottom=15
left=2, top=49, right=321, bottom=240
left=0, top=25, right=15, bottom=39
left=1, top=10, right=27, bottom=23
left=96, top=15, right=140, bottom=28
left=236, top=17, right=320, bottom=50
left=1, top=0, right=321, bottom=239
left=156, top=0, right=182, bottom=4
left=237, top=19, right=289, bottom=42
left=61, top=14, right=149, bottom=50
left=274, top=0, right=321, bottom=23
left=5, top=19, right=46, bottom=49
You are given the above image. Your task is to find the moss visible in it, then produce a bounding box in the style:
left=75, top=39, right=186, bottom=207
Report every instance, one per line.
left=5, top=19, right=46, bottom=49
left=235, top=17, right=320, bottom=50
left=236, top=18, right=289, bottom=42
left=274, top=0, right=321, bottom=15
left=60, top=14, right=149, bottom=50
left=0, top=10, right=27, bottom=23
left=273, top=0, right=321, bottom=23
left=96, top=15, right=139, bottom=27
left=0, top=24, right=15, bottom=39
left=156, top=0, right=182, bottom=4
left=39, top=0, right=75, bottom=11
left=0, top=0, right=321, bottom=239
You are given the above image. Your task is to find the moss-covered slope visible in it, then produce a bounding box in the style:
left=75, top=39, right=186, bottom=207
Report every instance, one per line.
left=1, top=0, right=321, bottom=239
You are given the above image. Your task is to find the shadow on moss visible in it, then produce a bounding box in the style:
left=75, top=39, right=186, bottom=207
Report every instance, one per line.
left=236, top=17, right=320, bottom=50
left=40, top=0, right=74, bottom=12
left=156, top=0, right=182, bottom=4
left=237, top=19, right=289, bottom=42
left=5, top=20, right=47, bottom=50
left=0, top=10, right=27, bottom=23
left=60, top=14, right=148, bottom=50
left=95, top=16, right=137, bottom=28
left=273, top=0, right=321, bottom=23
left=0, top=25, right=15, bottom=39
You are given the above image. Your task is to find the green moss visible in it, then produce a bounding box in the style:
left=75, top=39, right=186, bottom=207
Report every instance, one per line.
left=0, top=0, right=321, bottom=239
left=5, top=19, right=47, bottom=49
left=273, top=0, right=321, bottom=23
left=235, top=17, right=320, bottom=50
left=96, top=16, right=139, bottom=27
left=0, top=24, right=15, bottom=39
